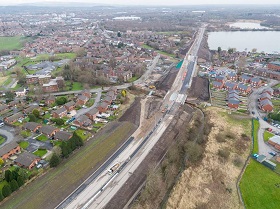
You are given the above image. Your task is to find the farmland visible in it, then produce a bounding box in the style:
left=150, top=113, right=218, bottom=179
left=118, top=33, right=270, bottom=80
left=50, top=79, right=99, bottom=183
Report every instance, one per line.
left=240, top=160, right=280, bottom=209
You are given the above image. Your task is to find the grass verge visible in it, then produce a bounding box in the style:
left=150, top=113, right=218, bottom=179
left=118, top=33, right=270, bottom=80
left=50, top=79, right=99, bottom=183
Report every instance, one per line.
left=253, top=119, right=259, bottom=153
left=240, top=160, right=280, bottom=209
left=33, top=149, right=47, bottom=158
left=19, top=141, right=29, bottom=149
left=263, top=131, right=274, bottom=142
left=0, top=121, right=135, bottom=209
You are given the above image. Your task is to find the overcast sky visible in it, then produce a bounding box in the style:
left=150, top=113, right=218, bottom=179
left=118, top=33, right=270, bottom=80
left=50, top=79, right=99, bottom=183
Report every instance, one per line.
left=1, top=0, right=280, bottom=6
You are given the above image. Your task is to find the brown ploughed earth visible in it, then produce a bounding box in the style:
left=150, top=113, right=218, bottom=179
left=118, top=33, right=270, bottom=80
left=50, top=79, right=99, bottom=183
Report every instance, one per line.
left=155, top=66, right=179, bottom=92
left=187, top=77, right=210, bottom=102
left=166, top=107, right=251, bottom=209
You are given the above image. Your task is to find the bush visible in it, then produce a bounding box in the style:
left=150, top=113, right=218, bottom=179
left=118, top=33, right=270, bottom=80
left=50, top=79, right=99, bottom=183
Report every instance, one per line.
left=218, top=148, right=230, bottom=160
left=216, top=132, right=226, bottom=143
left=0, top=190, right=4, bottom=201
left=233, top=156, right=243, bottom=167
left=10, top=179, right=19, bottom=192
left=225, top=130, right=235, bottom=139
left=50, top=153, right=60, bottom=167
left=2, top=185, right=12, bottom=198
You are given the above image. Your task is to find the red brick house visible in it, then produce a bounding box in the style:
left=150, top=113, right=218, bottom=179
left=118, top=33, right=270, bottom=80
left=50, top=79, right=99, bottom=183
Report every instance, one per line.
left=251, top=77, right=262, bottom=87
left=0, top=104, right=9, bottom=114
left=228, top=99, right=240, bottom=109
left=52, top=107, right=67, bottom=118
left=103, top=96, right=113, bottom=104
left=259, top=99, right=273, bottom=112
left=74, top=115, right=92, bottom=127
left=5, top=112, right=24, bottom=124
left=64, top=101, right=75, bottom=112
left=268, top=61, right=280, bottom=71
left=227, top=72, right=237, bottom=81
left=213, top=81, right=224, bottom=90
left=14, top=152, right=41, bottom=170
left=0, top=142, right=21, bottom=160
left=39, top=125, right=59, bottom=137
left=240, top=74, right=252, bottom=83
left=237, top=83, right=251, bottom=94
left=224, top=81, right=238, bottom=90
left=108, top=86, right=118, bottom=94
left=80, top=89, right=91, bottom=99
left=23, top=122, right=42, bottom=133
left=215, top=76, right=226, bottom=83
left=45, top=95, right=55, bottom=106
left=76, top=95, right=89, bottom=106
left=85, top=108, right=99, bottom=121
left=262, top=87, right=274, bottom=96
left=97, top=102, right=108, bottom=113
left=53, top=131, right=73, bottom=141
left=259, top=92, right=271, bottom=101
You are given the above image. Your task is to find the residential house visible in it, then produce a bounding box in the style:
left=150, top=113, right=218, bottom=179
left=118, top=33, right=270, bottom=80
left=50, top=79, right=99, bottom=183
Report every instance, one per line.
left=45, top=95, right=55, bottom=106
left=15, top=88, right=27, bottom=97
left=0, top=104, right=9, bottom=113
left=0, top=142, right=21, bottom=160
left=224, top=81, right=238, bottom=90
left=268, top=61, right=280, bottom=71
left=23, top=105, right=39, bottom=115
left=74, top=115, right=92, bottom=127
left=215, top=75, right=226, bottom=83
left=227, top=72, right=237, bottom=81
left=14, top=152, right=41, bottom=170
left=268, top=135, right=280, bottom=151
left=64, top=101, right=75, bottom=112
left=213, top=81, right=224, bottom=90
left=228, top=99, right=240, bottom=109
left=23, top=122, right=42, bottom=133
left=52, top=107, right=67, bottom=118
left=76, top=95, right=89, bottom=106
left=103, top=96, right=113, bottom=104
left=39, top=125, right=59, bottom=137
left=97, top=102, right=108, bottom=113
left=43, top=80, right=59, bottom=93
left=240, top=74, right=252, bottom=83
left=262, top=87, right=274, bottom=96
left=251, top=77, right=262, bottom=87
left=259, top=99, right=273, bottom=112
left=80, top=89, right=91, bottom=99
left=108, top=86, right=118, bottom=95
left=53, top=131, right=73, bottom=141
left=85, top=108, right=99, bottom=121
left=237, top=83, right=251, bottom=94
left=106, top=90, right=117, bottom=100
left=5, top=112, right=24, bottom=124
left=259, top=92, right=271, bottom=101
left=228, top=90, right=239, bottom=101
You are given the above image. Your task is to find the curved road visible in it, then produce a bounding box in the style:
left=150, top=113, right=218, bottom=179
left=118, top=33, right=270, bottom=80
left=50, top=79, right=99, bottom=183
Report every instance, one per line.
left=0, top=127, right=15, bottom=147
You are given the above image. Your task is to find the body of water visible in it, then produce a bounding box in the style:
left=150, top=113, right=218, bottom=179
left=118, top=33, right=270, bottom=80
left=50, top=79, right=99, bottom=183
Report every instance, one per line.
left=208, top=31, right=280, bottom=54
left=229, top=22, right=270, bottom=29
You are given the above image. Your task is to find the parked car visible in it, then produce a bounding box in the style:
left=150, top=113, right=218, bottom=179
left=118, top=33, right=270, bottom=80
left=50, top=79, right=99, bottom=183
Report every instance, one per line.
left=269, top=152, right=277, bottom=157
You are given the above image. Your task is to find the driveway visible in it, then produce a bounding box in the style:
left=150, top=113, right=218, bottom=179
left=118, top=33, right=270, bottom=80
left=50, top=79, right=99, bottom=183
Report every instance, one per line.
left=248, top=80, right=279, bottom=158
left=26, top=137, right=53, bottom=153
left=0, top=125, right=15, bottom=147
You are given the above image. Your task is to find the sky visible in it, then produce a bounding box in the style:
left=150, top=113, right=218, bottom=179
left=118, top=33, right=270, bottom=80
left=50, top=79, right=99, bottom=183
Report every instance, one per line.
left=1, top=0, right=280, bottom=6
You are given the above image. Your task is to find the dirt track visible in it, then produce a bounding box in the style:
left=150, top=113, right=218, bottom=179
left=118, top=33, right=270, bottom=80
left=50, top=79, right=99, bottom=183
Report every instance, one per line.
left=104, top=107, right=194, bottom=209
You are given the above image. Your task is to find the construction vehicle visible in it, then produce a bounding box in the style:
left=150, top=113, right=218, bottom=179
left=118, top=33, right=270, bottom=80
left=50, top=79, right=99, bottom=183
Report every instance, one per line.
left=149, top=85, right=156, bottom=89
left=107, top=162, right=120, bottom=175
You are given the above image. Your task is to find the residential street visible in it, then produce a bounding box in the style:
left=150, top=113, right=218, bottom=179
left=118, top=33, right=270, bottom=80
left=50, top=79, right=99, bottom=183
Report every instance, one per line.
left=248, top=80, right=279, bottom=158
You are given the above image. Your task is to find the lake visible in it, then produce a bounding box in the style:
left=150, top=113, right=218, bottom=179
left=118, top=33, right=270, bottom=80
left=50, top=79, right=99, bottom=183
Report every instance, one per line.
left=208, top=31, right=280, bottom=54
left=229, top=22, right=270, bottom=29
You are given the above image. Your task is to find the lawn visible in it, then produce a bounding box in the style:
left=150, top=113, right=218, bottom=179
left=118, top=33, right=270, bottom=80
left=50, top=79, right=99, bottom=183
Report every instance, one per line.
left=2, top=76, right=12, bottom=87
left=263, top=131, right=275, bottom=142
left=127, top=76, right=140, bottom=83
left=1, top=121, right=135, bottom=209
left=54, top=52, right=76, bottom=59
left=33, top=149, right=47, bottom=158
left=253, top=119, right=260, bottom=153
left=0, top=76, right=9, bottom=86
left=86, top=98, right=95, bottom=107
left=19, top=141, right=29, bottom=149
left=141, top=44, right=153, bottom=49
left=75, top=129, right=91, bottom=141
left=0, top=135, right=6, bottom=145
left=240, top=160, right=280, bottom=209
left=0, top=36, right=27, bottom=50
left=20, top=130, right=32, bottom=138
left=65, top=81, right=83, bottom=91
left=36, top=134, right=49, bottom=142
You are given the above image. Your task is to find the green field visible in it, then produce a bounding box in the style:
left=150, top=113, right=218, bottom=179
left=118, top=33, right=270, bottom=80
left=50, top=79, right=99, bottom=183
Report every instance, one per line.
left=240, top=160, right=280, bottom=209
left=65, top=81, right=83, bottom=91
left=141, top=44, right=153, bottom=49
left=0, top=36, right=27, bottom=51
left=1, top=121, right=135, bottom=209
left=263, top=131, right=275, bottom=142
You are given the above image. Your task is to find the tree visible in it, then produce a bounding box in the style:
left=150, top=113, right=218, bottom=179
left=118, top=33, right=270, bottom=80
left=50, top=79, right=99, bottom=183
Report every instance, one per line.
left=117, top=31, right=121, bottom=37
left=74, top=47, right=86, bottom=57
left=121, top=89, right=127, bottom=97
left=11, top=170, right=18, bottom=181
left=228, top=48, right=234, bottom=54
left=55, top=97, right=67, bottom=105
left=2, top=185, right=12, bottom=198
left=5, top=170, right=13, bottom=182
left=28, top=114, right=37, bottom=122
left=50, top=153, right=60, bottom=167
left=17, top=176, right=25, bottom=187
left=32, top=109, right=40, bottom=118
left=252, top=48, right=257, bottom=53
left=0, top=191, right=4, bottom=201
left=54, top=118, right=64, bottom=126
left=0, top=158, right=4, bottom=166
left=18, top=168, right=28, bottom=181
left=10, top=179, right=19, bottom=192
left=217, top=46, right=221, bottom=54
left=4, top=91, right=15, bottom=102
left=52, top=146, right=62, bottom=157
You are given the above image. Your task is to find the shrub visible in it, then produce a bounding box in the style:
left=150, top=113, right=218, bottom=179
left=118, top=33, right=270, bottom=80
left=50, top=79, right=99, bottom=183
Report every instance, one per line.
left=233, top=156, right=243, bottom=167
left=2, top=185, right=12, bottom=198
left=225, top=130, right=235, bottom=139
left=50, top=153, right=60, bottom=167
left=218, top=148, right=230, bottom=160
left=10, top=179, right=19, bottom=192
left=216, top=132, right=226, bottom=143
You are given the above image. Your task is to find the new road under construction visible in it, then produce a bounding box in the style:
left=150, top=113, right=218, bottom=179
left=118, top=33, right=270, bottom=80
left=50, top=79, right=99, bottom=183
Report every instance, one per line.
left=56, top=25, right=206, bottom=209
